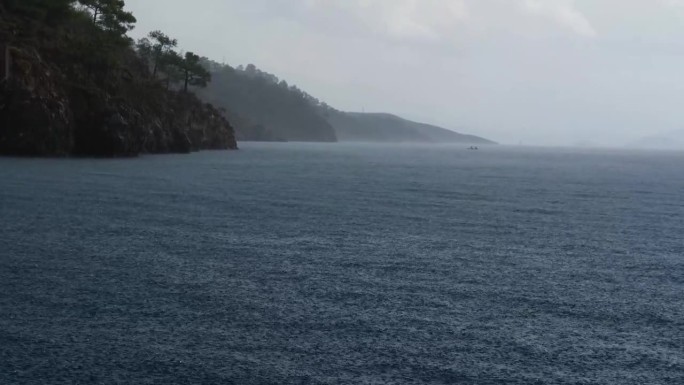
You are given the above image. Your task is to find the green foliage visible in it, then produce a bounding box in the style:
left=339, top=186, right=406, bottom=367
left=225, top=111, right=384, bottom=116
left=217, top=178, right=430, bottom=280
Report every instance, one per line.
left=149, top=30, right=176, bottom=50
left=136, top=30, right=178, bottom=78
left=3, top=0, right=76, bottom=24
left=4, top=0, right=214, bottom=109
left=134, top=32, right=214, bottom=95
left=77, top=0, right=135, bottom=34
left=1, top=0, right=235, bottom=156
left=156, top=50, right=185, bottom=88
left=177, top=52, right=211, bottom=92
left=195, top=61, right=336, bottom=142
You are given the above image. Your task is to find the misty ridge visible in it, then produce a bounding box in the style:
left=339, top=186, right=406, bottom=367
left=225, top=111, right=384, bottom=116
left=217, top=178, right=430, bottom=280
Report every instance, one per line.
left=124, top=0, right=684, bottom=150
left=196, top=61, right=494, bottom=145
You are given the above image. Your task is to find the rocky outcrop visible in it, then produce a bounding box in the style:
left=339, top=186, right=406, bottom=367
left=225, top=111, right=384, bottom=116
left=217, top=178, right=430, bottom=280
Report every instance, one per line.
left=0, top=46, right=237, bottom=157
left=0, top=46, right=73, bottom=156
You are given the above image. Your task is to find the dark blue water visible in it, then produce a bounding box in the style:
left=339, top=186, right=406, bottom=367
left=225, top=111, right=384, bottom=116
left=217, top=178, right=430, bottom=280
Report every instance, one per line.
left=1, top=144, right=683, bottom=384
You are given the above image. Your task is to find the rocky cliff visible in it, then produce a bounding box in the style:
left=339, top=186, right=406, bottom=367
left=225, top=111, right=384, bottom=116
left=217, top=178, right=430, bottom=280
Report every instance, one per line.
left=0, top=45, right=237, bottom=157
left=0, top=3, right=237, bottom=157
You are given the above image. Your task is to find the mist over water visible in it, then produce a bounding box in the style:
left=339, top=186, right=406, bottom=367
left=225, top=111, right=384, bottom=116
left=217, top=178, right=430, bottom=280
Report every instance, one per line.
left=1, top=144, right=683, bottom=384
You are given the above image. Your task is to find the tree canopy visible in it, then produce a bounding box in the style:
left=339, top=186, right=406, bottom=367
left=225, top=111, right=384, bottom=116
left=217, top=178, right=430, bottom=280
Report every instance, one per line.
left=136, top=30, right=178, bottom=78
left=77, top=0, right=136, bottom=34
left=177, top=52, right=211, bottom=92
left=3, top=0, right=76, bottom=24
left=3, top=0, right=213, bottom=95
left=194, top=61, right=337, bottom=142
left=134, top=33, right=212, bottom=93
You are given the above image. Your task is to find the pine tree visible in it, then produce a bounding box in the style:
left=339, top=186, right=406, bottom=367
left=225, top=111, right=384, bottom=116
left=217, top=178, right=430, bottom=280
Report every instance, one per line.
left=77, top=0, right=135, bottom=34
left=136, top=30, right=178, bottom=78
left=177, top=52, right=211, bottom=93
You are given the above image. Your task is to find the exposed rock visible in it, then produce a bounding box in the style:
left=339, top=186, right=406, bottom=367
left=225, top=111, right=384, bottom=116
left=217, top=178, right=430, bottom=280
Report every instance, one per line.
left=0, top=47, right=73, bottom=156
left=0, top=45, right=237, bottom=157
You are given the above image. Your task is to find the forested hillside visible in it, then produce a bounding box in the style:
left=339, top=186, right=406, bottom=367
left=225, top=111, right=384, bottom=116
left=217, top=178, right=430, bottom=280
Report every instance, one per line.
left=196, top=61, right=493, bottom=144
left=0, top=0, right=236, bottom=156
left=197, top=62, right=336, bottom=142
left=323, top=110, right=496, bottom=144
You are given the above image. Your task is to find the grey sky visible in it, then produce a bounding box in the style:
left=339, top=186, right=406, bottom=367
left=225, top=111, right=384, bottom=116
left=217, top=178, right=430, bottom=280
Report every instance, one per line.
left=127, top=0, right=684, bottom=146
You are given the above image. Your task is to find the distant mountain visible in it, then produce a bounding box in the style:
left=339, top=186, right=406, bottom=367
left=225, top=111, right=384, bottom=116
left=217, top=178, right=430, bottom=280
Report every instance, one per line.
left=322, top=110, right=496, bottom=144
left=196, top=62, right=336, bottom=142
left=196, top=61, right=495, bottom=145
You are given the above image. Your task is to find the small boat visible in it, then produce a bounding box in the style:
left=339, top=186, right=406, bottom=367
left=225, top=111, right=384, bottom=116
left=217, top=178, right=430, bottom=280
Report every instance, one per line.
left=468, top=146, right=479, bottom=150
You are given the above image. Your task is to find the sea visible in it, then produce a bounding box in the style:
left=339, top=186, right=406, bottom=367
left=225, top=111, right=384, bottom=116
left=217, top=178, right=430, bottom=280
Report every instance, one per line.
left=1, top=143, right=683, bottom=384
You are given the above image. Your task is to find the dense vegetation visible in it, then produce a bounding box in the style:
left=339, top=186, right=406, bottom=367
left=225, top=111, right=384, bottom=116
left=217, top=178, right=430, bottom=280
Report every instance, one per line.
left=196, top=61, right=493, bottom=144
left=0, top=0, right=236, bottom=156
left=197, top=61, right=336, bottom=142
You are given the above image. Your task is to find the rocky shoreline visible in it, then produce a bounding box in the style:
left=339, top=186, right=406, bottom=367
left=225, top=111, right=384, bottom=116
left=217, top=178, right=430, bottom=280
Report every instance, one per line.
left=0, top=2, right=237, bottom=158
left=0, top=46, right=237, bottom=157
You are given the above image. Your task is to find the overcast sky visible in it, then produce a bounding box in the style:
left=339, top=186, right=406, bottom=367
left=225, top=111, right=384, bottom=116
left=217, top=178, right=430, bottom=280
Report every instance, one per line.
left=126, top=0, right=684, bottom=146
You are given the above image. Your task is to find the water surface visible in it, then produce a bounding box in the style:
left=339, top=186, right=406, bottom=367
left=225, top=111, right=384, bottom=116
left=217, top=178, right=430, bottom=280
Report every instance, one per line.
left=1, top=144, right=683, bottom=384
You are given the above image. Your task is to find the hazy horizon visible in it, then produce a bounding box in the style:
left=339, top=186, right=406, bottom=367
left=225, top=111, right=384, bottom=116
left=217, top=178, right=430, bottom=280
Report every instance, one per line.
left=127, top=0, right=684, bottom=147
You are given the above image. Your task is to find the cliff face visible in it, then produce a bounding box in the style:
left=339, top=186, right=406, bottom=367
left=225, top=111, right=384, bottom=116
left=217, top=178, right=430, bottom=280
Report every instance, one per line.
left=67, top=84, right=238, bottom=156
left=0, top=46, right=73, bottom=155
left=0, top=46, right=237, bottom=157
left=0, top=5, right=237, bottom=157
